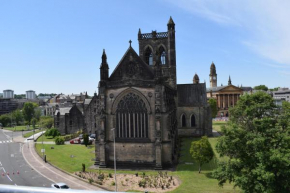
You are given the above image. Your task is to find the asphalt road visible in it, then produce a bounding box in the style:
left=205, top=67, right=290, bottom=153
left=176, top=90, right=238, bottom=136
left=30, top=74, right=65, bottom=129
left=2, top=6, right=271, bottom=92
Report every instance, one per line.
left=0, top=129, right=53, bottom=187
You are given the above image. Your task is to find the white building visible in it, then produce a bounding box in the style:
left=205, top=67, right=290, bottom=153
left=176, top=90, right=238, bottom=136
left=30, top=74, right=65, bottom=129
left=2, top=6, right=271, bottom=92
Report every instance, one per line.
left=3, top=90, right=14, bottom=99
left=26, top=90, right=36, bottom=100
left=273, top=88, right=290, bottom=102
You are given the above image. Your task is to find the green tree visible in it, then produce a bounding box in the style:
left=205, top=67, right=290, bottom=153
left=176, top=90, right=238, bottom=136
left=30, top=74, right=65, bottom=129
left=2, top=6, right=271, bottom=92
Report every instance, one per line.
left=22, top=102, right=38, bottom=125
left=213, top=92, right=290, bottom=193
left=31, top=118, right=37, bottom=129
left=12, top=109, right=23, bottom=125
left=208, top=98, right=218, bottom=118
left=34, top=108, right=42, bottom=121
left=39, top=116, right=54, bottom=129
left=83, top=133, right=89, bottom=147
left=190, top=136, right=214, bottom=173
left=253, top=84, right=268, bottom=91
left=0, top=114, right=11, bottom=127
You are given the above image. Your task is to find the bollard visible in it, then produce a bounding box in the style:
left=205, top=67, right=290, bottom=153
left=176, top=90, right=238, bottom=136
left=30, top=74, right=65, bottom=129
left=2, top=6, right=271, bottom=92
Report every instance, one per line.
left=44, top=155, right=47, bottom=163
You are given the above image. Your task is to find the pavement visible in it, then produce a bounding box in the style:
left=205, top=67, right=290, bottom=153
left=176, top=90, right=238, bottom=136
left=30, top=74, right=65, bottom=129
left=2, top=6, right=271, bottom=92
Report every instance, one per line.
left=1, top=129, right=104, bottom=191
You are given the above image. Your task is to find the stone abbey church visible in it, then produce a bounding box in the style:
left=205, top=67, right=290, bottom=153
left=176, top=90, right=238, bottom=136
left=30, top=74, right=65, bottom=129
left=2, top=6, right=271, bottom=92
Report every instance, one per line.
left=55, top=17, right=212, bottom=169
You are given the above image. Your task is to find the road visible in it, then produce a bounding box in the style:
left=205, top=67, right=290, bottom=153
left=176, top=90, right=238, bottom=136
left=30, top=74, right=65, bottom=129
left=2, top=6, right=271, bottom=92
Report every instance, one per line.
left=0, top=129, right=53, bottom=187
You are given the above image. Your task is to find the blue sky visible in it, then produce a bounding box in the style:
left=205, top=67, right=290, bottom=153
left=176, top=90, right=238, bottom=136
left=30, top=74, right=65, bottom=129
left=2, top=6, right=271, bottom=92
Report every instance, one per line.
left=1, top=0, right=289, bottom=95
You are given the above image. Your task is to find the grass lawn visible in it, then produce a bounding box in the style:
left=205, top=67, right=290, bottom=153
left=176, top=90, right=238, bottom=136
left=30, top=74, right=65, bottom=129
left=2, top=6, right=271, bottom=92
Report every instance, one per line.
left=35, top=136, right=240, bottom=193
left=35, top=144, right=95, bottom=173
left=36, top=135, right=56, bottom=142
left=4, top=125, right=39, bottom=131
left=23, top=129, right=41, bottom=138
left=212, top=121, right=227, bottom=133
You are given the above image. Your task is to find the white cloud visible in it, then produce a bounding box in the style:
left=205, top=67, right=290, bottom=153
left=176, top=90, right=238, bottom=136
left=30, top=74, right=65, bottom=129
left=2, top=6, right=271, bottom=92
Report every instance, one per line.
left=165, top=0, right=290, bottom=65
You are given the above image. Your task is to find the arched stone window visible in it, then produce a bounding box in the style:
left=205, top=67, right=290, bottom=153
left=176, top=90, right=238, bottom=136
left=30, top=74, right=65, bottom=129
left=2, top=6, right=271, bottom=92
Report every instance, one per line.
left=181, top=114, right=186, bottom=127
left=159, top=46, right=166, bottom=65
left=116, top=93, right=148, bottom=138
left=144, top=47, right=153, bottom=65
left=191, top=114, right=196, bottom=127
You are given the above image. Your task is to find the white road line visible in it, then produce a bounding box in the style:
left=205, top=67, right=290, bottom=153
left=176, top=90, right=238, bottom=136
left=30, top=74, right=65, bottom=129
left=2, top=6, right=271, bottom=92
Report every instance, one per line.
left=23, top=142, right=93, bottom=190
left=7, top=141, right=10, bottom=143
left=0, top=141, right=2, bottom=143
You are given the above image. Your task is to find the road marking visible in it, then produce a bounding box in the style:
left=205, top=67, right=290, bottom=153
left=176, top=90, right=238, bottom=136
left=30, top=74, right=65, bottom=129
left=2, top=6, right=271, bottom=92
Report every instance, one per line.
left=0, top=141, right=2, bottom=143
left=11, top=154, right=14, bottom=158
left=23, top=142, right=94, bottom=190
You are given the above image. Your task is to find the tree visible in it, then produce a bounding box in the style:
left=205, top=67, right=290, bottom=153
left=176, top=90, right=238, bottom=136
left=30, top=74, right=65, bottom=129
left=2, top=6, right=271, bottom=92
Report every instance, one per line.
left=83, top=133, right=89, bottom=147
left=34, top=108, right=42, bottom=121
left=22, top=102, right=38, bottom=125
left=39, top=116, right=54, bottom=129
left=31, top=118, right=37, bottom=129
left=213, top=92, right=290, bottom=193
left=0, top=114, right=11, bottom=127
left=208, top=98, right=218, bottom=118
left=12, top=109, right=23, bottom=125
left=253, top=85, right=268, bottom=91
left=190, top=136, right=214, bottom=173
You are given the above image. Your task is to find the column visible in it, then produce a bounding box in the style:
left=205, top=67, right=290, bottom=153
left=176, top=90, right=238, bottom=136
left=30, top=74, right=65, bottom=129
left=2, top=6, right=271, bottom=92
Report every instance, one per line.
left=227, top=94, right=230, bottom=108
left=223, top=94, right=225, bottom=109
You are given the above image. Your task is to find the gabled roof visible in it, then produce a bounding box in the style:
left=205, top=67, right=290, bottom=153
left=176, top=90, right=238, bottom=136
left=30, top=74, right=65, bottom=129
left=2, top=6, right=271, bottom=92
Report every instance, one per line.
left=55, top=107, right=72, bottom=115
left=207, top=85, right=243, bottom=92
left=109, top=46, right=154, bottom=81
left=177, top=83, right=207, bottom=107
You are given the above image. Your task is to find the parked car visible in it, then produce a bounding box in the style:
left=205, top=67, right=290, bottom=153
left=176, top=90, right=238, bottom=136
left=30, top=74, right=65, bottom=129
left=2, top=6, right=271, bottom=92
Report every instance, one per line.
left=89, top=134, right=96, bottom=141
left=70, top=138, right=81, bottom=144
left=78, top=134, right=83, bottom=139
left=51, top=183, right=70, bottom=189
left=80, top=138, right=93, bottom=145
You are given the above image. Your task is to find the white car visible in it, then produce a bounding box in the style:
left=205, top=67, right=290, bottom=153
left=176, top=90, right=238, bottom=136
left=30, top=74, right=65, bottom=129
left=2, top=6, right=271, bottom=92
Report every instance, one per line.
left=51, top=183, right=70, bottom=189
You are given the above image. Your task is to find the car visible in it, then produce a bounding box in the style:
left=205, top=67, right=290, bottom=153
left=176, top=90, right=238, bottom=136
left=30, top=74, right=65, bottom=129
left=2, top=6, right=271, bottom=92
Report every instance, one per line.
left=80, top=138, right=93, bottom=145
left=78, top=134, right=83, bottom=139
left=51, top=183, right=70, bottom=189
left=70, top=138, right=80, bottom=144
left=89, top=134, right=96, bottom=141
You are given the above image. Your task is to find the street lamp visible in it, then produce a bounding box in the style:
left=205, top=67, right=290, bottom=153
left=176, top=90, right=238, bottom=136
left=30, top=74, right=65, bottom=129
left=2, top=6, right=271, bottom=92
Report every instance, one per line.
left=111, top=128, right=117, bottom=192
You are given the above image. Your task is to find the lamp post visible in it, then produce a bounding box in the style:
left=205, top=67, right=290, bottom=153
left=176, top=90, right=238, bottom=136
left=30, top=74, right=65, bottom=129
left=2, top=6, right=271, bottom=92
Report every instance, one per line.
left=111, top=128, right=117, bottom=192
left=10, top=113, right=13, bottom=140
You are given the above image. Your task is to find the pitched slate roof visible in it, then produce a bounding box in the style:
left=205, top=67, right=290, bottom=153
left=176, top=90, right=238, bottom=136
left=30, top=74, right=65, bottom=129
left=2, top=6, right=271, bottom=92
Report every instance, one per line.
left=55, top=107, right=72, bottom=115
left=177, top=83, right=207, bottom=107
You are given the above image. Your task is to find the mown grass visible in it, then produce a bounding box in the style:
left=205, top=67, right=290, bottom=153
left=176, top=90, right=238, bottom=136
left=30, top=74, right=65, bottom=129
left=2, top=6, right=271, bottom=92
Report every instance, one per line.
left=212, top=121, right=227, bottom=133
left=35, top=144, right=95, bottom=173
left=23, top=129, right=41, bottom=138
left=35, top=136, right=239, bottom=193
left=4, top=125, right=39, bottom=131
left=36, top=135, right=56, bottom=142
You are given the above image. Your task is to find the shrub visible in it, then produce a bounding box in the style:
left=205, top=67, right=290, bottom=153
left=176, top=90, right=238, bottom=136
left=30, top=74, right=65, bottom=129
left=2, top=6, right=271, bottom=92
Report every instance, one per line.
left=45, top=128, right=61, bottom=138
left=111, top=181, right=115, bottom=186
left=88, top=178, right=93, bottom=184
left=55, top=136, right=64, bottom=145
left=138, top=179, right=146, bottom=188
left=109, top=173, right=113, bottom=178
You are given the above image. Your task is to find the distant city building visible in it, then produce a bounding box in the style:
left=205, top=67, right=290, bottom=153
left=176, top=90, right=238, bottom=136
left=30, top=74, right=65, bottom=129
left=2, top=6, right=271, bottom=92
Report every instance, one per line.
left=26, top=90, right=36, bottom=99
left=273, top=88, right=290, bottom=102
left=0, top=93, right=3, bottom=98
left=3, top=90, right=14, bottom=99
left=0, top=99, right=19, bottom=115
left=207, top=63, right=252, bottom=117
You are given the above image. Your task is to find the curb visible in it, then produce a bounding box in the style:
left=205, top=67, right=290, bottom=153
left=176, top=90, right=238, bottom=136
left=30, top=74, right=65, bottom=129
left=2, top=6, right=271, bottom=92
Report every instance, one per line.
left=33, top=143, right=110, bottom=191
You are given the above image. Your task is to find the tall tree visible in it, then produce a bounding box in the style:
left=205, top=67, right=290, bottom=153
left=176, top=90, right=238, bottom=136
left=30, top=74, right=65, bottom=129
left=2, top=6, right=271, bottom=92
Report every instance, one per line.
left=190, top=136, right=214, bottom=173
left=22, top=102, right=38, bottom=125
left=208, top=98, right=218, bottom=118
left=253, top=85, right=268, bottom=91
left=12, top=109, right=23, bottom=125
left=213, top=92, right=290, bottom=193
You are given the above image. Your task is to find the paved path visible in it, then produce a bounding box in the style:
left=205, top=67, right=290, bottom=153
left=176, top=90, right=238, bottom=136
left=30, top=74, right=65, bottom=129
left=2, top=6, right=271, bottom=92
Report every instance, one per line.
left=212, top=129, right=221, bottom=137
left=22, top=140, right=103, bottom=191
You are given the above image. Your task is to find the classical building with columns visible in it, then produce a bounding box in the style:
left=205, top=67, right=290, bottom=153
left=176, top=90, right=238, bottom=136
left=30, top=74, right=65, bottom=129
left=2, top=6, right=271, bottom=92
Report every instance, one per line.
left=207, top=62, right=249, bottom=117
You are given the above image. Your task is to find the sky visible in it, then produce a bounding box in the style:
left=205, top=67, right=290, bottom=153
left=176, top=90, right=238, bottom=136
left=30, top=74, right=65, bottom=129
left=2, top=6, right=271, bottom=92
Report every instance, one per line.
left=1, top=0, right=290, bottom=95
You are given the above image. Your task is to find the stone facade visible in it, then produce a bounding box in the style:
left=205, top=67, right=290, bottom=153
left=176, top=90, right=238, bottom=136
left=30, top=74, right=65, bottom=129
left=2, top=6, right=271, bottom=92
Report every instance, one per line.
left=54, top=105, right=84, bottom=135
left=82, top=17, right=212, bottom=169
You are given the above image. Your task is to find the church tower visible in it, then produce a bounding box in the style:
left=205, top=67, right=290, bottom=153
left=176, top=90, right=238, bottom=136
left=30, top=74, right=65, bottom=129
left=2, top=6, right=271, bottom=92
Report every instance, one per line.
left=138, top=17, right=177, bottom=88
left=209, top=62, right=217, bottom=88
left=100, top=49, right=109, bottom=81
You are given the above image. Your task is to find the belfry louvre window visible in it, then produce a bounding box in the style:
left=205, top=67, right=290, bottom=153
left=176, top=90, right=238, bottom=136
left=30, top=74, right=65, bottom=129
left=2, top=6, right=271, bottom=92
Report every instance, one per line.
left=145, top=47, right=153, bottom=65
left=116, top=93, right=148, bottom=138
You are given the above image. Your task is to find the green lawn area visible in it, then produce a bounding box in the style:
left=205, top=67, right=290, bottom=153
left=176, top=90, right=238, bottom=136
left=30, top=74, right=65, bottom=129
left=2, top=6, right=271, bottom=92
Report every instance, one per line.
left=35, top=136, right=240, bottom=193
left=36, top=135, right=56, bottom=142
left=212, top=121, right=227, bottom=133
left=35, top=144, right=95, bottom=173
left=4, top=125, right=39, bottom=131
left=23, top=129, right=41, bottom=138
